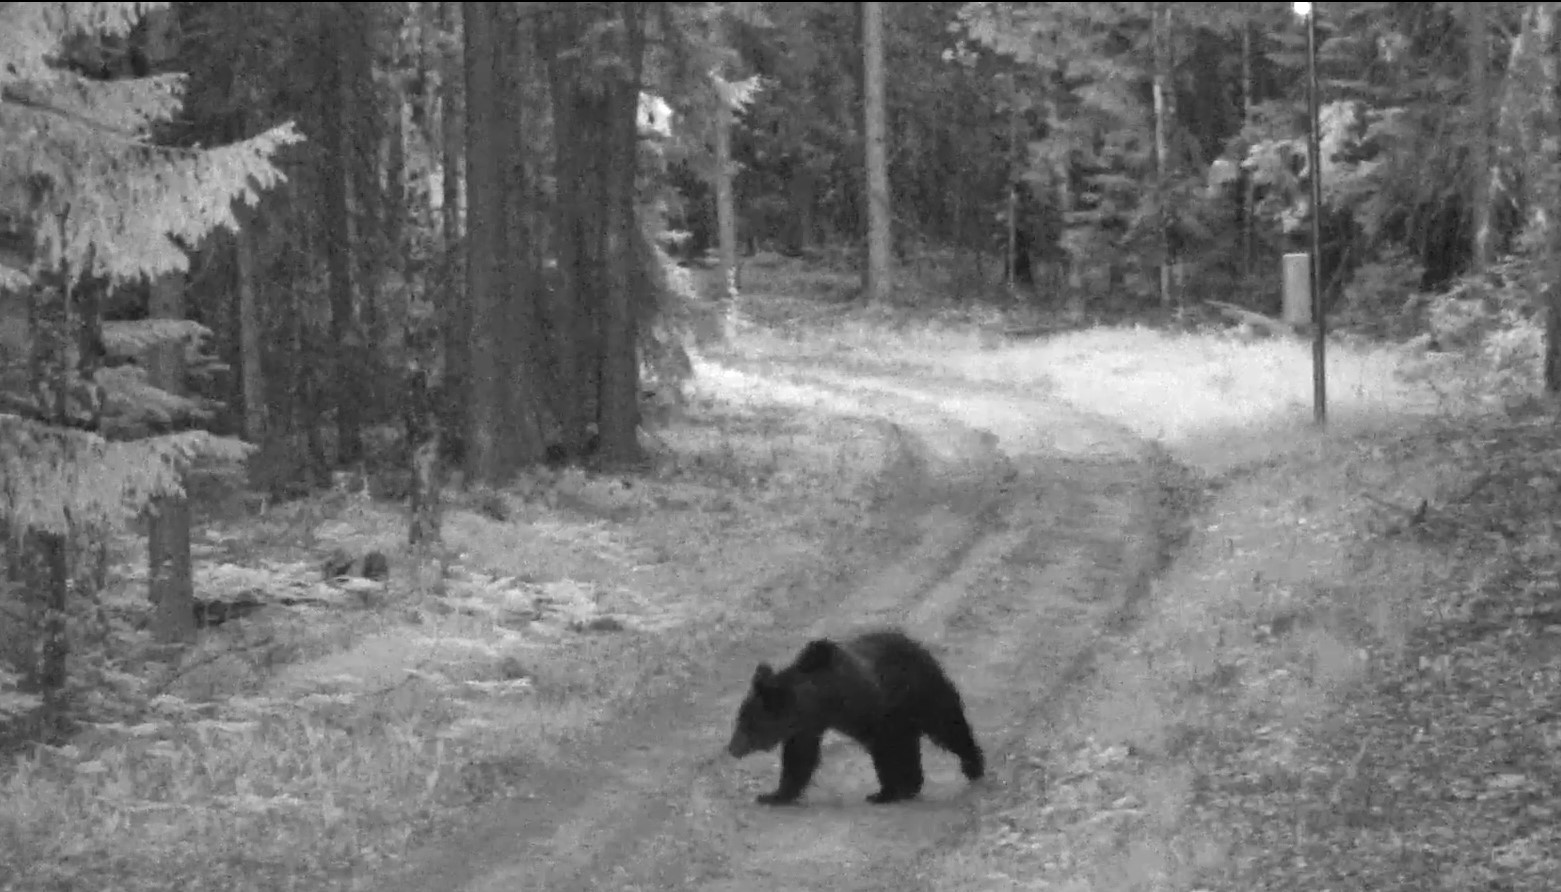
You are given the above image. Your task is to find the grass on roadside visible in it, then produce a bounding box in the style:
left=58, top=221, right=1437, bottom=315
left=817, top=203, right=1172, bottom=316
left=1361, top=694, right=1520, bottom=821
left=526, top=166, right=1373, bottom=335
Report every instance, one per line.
left=722, top=264, right=1557, bottom=891
left=0, top=374, right=912, bottom=892
left=936, top=406, right=1561, bottom=892
left=722, top=257, right=1556, bottom=891
left=8, top=254, right=1538, bottom=892
left=724, top=255, right=1435, bottom=461
left=802, top=282, right=1561, bottom=889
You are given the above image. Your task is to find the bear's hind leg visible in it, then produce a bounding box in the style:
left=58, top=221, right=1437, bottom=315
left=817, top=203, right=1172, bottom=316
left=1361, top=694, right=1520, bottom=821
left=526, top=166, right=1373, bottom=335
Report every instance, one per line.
left=758, top=733, right=822, bottom=805
left=866, top=733, right=924, bottom=804
left=926, top=710, right=985, bottom=781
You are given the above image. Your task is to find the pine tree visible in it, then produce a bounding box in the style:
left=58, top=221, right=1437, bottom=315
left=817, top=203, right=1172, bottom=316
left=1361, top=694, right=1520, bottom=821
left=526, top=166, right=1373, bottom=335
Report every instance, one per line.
left=0, top=1, right=301, bottom=738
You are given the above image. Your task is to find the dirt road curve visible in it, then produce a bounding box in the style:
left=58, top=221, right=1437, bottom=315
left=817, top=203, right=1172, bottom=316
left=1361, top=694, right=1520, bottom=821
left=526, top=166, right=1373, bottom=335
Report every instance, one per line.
left=381, top=365, right=1174, bottom=892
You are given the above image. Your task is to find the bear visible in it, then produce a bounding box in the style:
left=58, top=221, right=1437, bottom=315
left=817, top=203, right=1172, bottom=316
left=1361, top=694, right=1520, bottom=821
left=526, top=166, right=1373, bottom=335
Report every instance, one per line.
left=725, top=628, right=985, bottom=805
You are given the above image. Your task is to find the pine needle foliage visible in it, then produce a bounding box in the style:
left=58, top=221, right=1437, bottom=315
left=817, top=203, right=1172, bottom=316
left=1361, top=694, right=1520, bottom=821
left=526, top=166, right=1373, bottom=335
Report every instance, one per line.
left=1, top=1, right=302, bottom=724
left=1, top=0, right=301, bottom=493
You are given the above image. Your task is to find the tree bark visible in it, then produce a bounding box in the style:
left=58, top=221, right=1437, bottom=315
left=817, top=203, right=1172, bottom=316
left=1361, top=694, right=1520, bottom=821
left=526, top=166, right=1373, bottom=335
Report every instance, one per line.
left=321, top=2, right=363, bottom=467
left=1492, top=4, right=1540, bottom=241
left=1005, top=76, right=1018, bottom=290
left=437, top=0, right=469, bottom=465
left=20, top=273, right=80, bottom=743
left=463, top=1, right=546, bottom=479
left=463, top=0, right=507, bottom=481
left=1242, top=22, right=1257, bottom=281
left=1058, top=130, right=1084, bottom=320
left=234, top=208, right=266, bottom=444
left=1540, top=2, right=1561, bottom=392
left=406, top=321, right=442, bottom=545
left=21, top=528, right=69, bottom=742
left=539, top=7, right=597, bottom=460
left=862, top=1, right=891, bottom=303
left=1152, top=1, right=1175, bottom=308
left=345, top=1, right=384, bottom=422
left=387, top=89, right=409, bottom=287
left=596, top=1, right=648, bottom=466
left=714, top=75, right=740, bottom=328
left=147, top=274, right=196, bottom=644
left=495, top=2, right=546, bottom=466
left=1469, top=1, right=1494, bottom=272
left=219, top=34, right=269, bottom=470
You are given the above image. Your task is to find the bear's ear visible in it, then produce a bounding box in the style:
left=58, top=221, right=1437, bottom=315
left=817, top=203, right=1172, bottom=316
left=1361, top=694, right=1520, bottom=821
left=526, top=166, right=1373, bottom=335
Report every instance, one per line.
left=750, top=663, right=792, bottom=710
left=751, top=663, right=777, bottom=689
left=794, top=639, right=839, bottom=673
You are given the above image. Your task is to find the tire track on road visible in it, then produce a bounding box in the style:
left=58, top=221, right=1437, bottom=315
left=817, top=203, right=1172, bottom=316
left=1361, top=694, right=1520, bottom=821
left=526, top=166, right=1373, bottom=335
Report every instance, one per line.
left=545, top=388, right=1167, bottom=892
left=683, top=453, right=1166, bottom=892
left=378, top=362, right=1176, bottom=892
left=525, top=441, right=1018, bottom=892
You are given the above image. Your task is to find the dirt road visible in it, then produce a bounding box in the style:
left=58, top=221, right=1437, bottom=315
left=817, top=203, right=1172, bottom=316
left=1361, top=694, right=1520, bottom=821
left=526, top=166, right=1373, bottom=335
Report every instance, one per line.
left=380, top=364, right=1179, bottom=892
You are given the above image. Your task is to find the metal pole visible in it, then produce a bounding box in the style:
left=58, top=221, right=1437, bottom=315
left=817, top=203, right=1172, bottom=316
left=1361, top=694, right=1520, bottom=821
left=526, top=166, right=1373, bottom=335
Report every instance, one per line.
left=1306, top=4, right=1327, bottom=427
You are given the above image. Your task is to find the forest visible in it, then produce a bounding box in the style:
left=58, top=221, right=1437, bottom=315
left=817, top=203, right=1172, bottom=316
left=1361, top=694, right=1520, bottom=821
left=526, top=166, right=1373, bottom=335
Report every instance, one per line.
left=4, top=2, right=1561, bottom=891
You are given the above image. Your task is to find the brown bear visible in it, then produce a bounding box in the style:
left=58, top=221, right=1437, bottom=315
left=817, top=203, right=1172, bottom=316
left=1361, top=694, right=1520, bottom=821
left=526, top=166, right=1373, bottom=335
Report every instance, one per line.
left=725, top=629, right=985, bottom=805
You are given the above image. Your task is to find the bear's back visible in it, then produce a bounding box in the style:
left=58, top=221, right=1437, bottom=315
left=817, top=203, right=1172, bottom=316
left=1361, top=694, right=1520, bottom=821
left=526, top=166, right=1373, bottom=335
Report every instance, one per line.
left=840, top=630, right=952, bottom=706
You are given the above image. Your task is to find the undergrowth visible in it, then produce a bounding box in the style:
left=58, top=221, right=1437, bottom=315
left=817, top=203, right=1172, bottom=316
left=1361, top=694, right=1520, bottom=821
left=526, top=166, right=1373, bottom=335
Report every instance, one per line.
left=719, top=253, right=1561, bottom=891
left=934, top=406, right=1561, bottom=892
left=8, top=252, right=1556, bottom=892
left=0, top=377, right=907, bottom=892
left=778, top=256, right=1561, bottom=890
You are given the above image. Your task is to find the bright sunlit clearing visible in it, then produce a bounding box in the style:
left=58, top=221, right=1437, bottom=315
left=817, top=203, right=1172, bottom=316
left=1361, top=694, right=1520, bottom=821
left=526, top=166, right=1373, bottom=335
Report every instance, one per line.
left=1293, top=2, right=1313, bottom=16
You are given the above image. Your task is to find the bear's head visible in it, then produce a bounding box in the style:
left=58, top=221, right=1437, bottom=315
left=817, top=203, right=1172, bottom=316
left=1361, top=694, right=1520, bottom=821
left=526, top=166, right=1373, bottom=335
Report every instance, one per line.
left=725, top=663, right=798, bottom=758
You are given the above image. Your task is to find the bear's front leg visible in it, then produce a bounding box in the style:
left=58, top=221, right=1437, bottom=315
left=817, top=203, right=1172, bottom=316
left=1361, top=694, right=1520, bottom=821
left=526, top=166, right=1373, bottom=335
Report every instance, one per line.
left=757, top=734, right=822, bottom=805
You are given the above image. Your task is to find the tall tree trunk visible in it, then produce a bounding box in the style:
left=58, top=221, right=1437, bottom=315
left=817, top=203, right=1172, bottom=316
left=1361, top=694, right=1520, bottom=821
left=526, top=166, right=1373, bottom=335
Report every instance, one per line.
left=405, top=317, right=442, bottom=545
left=1057, top=131, right=1084, bottom=320
left=20, top=526, right=68, bottom=742
left=463, top=0, right=507, bottom=481
left=541, top=6, right=605, bottom=461
left=539, top=9, right=582, bottom=456
left=1152, top=1, right=1175, bottom=308
left=714, top=74, right=740, bottom=331
left=596, top=1, right=647, bottom=466
left=1005, top=77, right=1019, bottom=290
left=234, top=208, right=266, bottom=443
left=790, top=168, right=816, bottom=256
left=436, top=0, right=468, bottom=465
left=1469, top=1, right=1494, bottom=272
left=861, top=0, right=891, bottom=303
left=289, top=237, right=328, bottom=491
left=495, top=2, right=545, bottom=466
left=321, top=2, right=363, bottom=467
left=386, top=91, right=410, bottom=286
left=1242, top=22, right=1257, bottom=281
left=1538, top=1, right=1561, bottom=392
left=371, top=94, right=409, bottom=430
left=74, top=275, right=110, bottom=596
left=20, top=270, right=89, bottom=742
left=1493, top=4, right=1541, bottom=241
left=463, top=1, right=545, bottom=478
left=225, top=58, right=269, bottom=474
left=147, top=273, right=196, bottom=645
left=345, top=2, right=383, bottom=424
